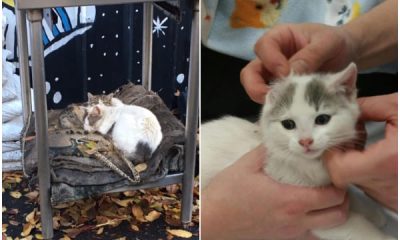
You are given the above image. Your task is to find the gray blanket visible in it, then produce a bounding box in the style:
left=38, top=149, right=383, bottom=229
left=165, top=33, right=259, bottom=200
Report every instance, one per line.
left=23, top=83, right=185, bottom=204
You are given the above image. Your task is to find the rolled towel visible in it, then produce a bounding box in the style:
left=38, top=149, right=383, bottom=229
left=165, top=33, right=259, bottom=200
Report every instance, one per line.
left=2, top=115, right=23, bottom=141
left=3, top=99, right=22, bottom=122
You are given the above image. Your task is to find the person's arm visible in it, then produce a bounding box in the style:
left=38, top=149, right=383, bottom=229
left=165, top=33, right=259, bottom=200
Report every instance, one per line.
left=202, top=145, right=349, bottom=240
left=241, top=0, right=397, bottom=104
left=342, top=0, right=397, bottom=70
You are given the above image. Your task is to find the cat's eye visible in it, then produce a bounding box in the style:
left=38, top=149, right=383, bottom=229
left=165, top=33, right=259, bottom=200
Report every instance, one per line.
left=315, top=114, right=331, bottom=125
left=281, top=119, right=296, bottom=130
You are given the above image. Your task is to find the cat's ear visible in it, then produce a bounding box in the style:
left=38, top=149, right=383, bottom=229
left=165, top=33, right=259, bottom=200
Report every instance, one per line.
left=106, top=93, right=114, bottom=99
left=88, top=92, right=94, bottom=100
left=327, top=62, right=357, bottom=98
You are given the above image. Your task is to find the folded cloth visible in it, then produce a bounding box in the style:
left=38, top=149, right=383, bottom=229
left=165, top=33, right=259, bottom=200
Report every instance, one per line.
left=3, top=115, right=23, bottom=141
left=2, top=141, right=21, bottom=152
left=23, top=83, right=186, bottom=204
left=3, top=99, right=22, bottom=122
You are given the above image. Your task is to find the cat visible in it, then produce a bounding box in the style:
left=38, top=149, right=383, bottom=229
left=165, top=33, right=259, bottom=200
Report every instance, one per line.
left=201, top=62, right=395, bottom=240
left=57, top=92, right=114, bottom=130
left=83, top=97, right=163, bottom=164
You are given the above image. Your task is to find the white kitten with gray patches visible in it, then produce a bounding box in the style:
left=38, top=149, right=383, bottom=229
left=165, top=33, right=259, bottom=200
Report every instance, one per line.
left=84, top=98, right=162, bottom=163
left=201, top=63, right=395, bottom=240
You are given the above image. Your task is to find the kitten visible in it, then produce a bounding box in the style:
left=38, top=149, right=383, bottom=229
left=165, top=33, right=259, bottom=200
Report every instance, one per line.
left=83, top=97, right=162, bottom=163
left=201, top=63, right=395, bottom=240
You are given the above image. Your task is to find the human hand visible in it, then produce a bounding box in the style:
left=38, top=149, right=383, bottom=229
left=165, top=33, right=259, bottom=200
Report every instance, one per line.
left=325, top=93, right=398, bottom=211
left=240, top=23, right=357, bottom=103
left=202, top=145, right=349, bottom=240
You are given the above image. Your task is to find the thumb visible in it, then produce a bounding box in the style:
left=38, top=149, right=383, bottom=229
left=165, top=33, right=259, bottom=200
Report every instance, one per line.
left=324, top=140, right=386, bottom=187
left=235, top=144, right=267, bottom=171
left=289, top=38, right=337, bottom=73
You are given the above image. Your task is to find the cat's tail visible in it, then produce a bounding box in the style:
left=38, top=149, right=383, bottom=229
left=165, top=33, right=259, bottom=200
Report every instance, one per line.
left=134, top=141, right=153, bottom=164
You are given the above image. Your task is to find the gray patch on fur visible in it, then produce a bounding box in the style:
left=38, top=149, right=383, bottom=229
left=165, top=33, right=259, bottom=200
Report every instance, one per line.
left=270, top=83, right=296, bottom=116
left=305, top=78, right=344, bottom=110
left=134, top=142, right=153, bottom=163
left=88, top=112, right=102, bottom=126
left=106, top=123, right=115, bottom=135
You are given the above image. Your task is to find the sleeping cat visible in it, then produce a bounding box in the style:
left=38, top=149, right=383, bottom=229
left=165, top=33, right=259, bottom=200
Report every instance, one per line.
left=57, top=92, right=115, bottom=130
left=201, top=63, right=395, bottom=240
left=83, top=97, right=162, bottom=163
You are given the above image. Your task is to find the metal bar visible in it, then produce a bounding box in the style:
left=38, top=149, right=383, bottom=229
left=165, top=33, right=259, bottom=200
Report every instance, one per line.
left=15, top=9, right=32, bottom=125
left=181, top=0, right=199, bottom=226
left=16, top=0, right=176, bottom=10
left=27, top=9, right=54, bottom=239
left=106, top=173, right=183, bottom=194
left=142, top=2, right=153, bottom=90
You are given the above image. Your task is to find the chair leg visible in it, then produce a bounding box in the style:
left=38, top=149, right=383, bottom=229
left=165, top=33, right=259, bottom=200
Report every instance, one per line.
left=181, top=0, right=199, bottom=227
left=27, top=9, right=54, bottom=239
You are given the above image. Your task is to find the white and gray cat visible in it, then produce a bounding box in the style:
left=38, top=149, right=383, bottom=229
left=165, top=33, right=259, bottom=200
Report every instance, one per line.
left=201, top=63, right=395, bottom=240
left=83, top=97, right=163, bottom=163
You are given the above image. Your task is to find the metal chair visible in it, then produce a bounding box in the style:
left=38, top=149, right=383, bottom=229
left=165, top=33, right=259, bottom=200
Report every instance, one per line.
left=15, top=0, right=198, bottom=238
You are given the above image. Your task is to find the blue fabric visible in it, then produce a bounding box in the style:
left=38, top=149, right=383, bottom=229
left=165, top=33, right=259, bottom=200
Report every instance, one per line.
left=204, top=0, right=396, bottom=73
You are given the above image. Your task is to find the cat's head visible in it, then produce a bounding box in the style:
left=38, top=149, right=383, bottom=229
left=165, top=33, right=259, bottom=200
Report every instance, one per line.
left=87, top=92, right=114, bottom=105
left=83, top=101, right=106, bottom=132
left=260, top=62, right=360, bottom=160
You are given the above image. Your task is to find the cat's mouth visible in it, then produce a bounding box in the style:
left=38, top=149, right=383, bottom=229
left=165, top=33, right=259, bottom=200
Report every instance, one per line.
left=303, top=148, right=323, bottom=157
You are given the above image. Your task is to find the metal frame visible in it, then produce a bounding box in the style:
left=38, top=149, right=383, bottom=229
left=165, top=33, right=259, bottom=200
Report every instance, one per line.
left=15, top=0, right=198, bottom=239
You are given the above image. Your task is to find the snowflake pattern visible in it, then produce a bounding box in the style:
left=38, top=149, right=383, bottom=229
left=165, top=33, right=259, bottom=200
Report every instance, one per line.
left=153, top=16, right=168, bottom=37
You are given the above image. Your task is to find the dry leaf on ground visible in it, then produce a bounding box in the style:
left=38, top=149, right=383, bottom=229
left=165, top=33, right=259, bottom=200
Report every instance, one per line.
left=167, top=229, right=193, bottom=238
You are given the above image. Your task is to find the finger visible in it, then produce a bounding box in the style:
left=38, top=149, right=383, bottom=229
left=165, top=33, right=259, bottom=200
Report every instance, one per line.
left=324, top=140, right=387, bottom=187
left=306, top=194, right=349, bottom=230
left=254, top=27, right=291, bottom=77
left=240, top=59, right=270, bottom=104
left=297, top=185, right=346, bottom=210
left=289, top=31, right=340, bottom=73
left=357, top=93, right=398, bottom=122
left=234, top=144, right=267, bottom=171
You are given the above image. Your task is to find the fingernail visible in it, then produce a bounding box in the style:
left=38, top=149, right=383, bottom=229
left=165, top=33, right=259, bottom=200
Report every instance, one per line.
left=291, top=59, right=309, bottom=74
left=276, top=66, right=288, bottom=78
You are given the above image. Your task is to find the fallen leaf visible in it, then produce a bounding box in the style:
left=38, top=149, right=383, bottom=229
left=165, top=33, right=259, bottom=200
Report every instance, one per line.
left=35, top=233, right=44, bottom=239
left=26, top=209, right=38, bottom=225
left=166, top=184, right=180, bottom=194
left=96, top=227, right=104, bottom=235
left=111, top=198, right=134, bottom=207
left=20, top=236, right=33, bottom=240
left=130, top=224, right=139, bottom=232
left=60, top=234, right=72, bottom=240
left=63, top=225, right=93, bottom=238
left=10, top=191, right=22, bottom=199
left=131, top=205, right=146, bottom=222
left=165, top=214, right=182, bottom=227
left=167, top=229, right=193, bottom=238
left=9, top=220, right=19, bottom=226
left=134, top=163, right=147, bottom=172
left=2, top=224, right=8, bottom=232
left=24, top=191, right=39, bottom=201
left=144, top=210, right=161, bottom=222
left=21, top=223, right=34, bottom=237
left=123, top=191, right=136, bottom=197
left=6, top=208, right=19, bottom=215
left=54, top=202, right=75, bottom=209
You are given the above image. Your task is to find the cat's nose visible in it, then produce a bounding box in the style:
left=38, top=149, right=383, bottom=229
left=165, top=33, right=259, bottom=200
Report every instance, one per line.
left=299, top=138, right=313, bottom=148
